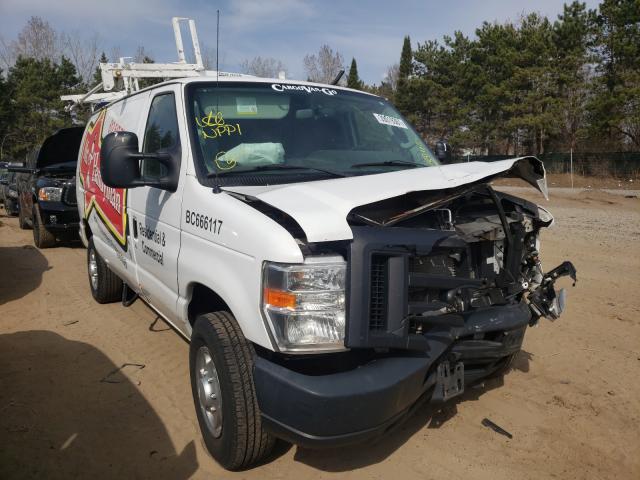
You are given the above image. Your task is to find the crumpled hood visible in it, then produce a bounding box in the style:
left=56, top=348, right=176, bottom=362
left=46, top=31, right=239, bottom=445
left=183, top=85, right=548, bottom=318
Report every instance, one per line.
left=223, top=157, right=547, bottom=242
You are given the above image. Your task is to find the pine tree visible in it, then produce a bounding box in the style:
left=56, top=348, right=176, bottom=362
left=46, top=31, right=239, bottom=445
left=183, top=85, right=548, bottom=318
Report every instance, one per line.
left=395, top=36, right=413, bottom=116
left=398, top=36, right=412, bottom=81
left=588, top=0, right=640, bottom=149
left=553, top=1, right=595, bottom=151
left=347, top=58, right=363, bottom=90
left=6, top=56, right=77, bottom=159
left=0, top=70, right=12, bottom=149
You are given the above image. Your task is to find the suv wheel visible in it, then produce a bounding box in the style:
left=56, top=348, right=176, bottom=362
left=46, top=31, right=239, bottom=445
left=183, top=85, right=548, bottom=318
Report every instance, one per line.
left=87, top=237, right=123, bottom=303
left=32, top=206, right=56, bottom=248
left=18, top=203, right=30, bottom=230
left=190, top=311, right=275, bottom=470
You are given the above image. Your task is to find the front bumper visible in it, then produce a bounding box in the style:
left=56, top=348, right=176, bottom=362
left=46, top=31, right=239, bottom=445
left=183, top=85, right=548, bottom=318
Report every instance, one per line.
left=254, top=303, right=530, bottom=448
left=38, top=202, right=79, bottom=232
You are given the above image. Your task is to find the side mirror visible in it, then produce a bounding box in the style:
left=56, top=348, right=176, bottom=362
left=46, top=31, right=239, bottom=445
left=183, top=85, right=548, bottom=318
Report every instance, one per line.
left=101, top=131, right=177, bottom=191
left=434, top=141, right=452, bottom=164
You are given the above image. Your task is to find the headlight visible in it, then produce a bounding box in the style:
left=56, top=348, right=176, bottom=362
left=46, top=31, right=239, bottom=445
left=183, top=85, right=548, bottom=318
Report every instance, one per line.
left=8, top=189, right=17, bottom=198
left=38, top=186, right=63, bottom=202
left=262, top=256, right=346, bottom=352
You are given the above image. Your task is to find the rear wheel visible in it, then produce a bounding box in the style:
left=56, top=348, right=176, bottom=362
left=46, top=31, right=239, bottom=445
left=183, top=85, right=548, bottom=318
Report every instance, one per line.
left=190, top=311, right=275, bottom=470
left=6, top=200, right=18, bottom=217
left=87, top=237, right=123, bottom=303
left=32, top=206, right=56, bottom=248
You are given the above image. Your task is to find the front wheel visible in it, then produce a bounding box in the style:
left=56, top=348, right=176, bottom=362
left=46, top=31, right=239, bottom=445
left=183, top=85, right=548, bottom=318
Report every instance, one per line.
left=32, top=206, right=56, bottom=248
left=190, top=311, right=275, bottom=470
left=18, top=203, right=29, bottom=229
left=87, top=237, right=123, bottom=303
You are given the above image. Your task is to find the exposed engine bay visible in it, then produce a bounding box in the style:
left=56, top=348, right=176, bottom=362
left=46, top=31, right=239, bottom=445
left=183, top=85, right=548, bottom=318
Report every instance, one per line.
left=347, top=185, right=577, bottom=328
left=226, top=158, right=576, bottom=403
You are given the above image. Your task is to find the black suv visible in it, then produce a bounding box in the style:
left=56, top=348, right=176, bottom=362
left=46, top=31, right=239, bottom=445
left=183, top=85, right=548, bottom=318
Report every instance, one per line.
left=11, top=127, right=84, bottom=248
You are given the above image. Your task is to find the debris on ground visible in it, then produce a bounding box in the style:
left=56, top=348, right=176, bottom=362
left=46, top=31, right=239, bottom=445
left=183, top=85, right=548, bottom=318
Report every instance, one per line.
left=481, top=418, right=513, bottom=439
left=100, top=363, right=146, bottom=384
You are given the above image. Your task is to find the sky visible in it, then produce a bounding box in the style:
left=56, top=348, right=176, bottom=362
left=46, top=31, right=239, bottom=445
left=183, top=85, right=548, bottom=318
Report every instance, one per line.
left=0, top=0, right=601, bottom=84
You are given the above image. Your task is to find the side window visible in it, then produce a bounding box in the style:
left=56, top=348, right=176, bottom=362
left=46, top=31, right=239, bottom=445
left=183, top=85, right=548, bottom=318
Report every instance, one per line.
left=142, top=93, right=180, bottom=179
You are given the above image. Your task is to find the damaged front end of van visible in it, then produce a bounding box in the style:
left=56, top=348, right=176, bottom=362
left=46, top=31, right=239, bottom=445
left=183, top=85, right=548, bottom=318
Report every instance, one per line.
left=226, top=156, right=577, bottom=447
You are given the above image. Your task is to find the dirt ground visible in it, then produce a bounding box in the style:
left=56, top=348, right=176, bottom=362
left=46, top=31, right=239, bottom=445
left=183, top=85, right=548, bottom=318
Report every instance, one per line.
left=495, top=172, right=639, bottom=190
left=1, top=187, right=639, bottom=480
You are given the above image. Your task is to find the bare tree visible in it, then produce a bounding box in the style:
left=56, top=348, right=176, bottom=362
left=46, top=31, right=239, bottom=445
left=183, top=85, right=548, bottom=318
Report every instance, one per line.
left=0, top=17, right=102, bottom=86
left=62, top=31, right=101, bottom=85
left=109, top=46, right=123, bottom=63
left=200, top=44, right=217, bottom=70
left=14, top=16, right=62, bottom=62
left=240, top=56, right=288, bottom=78
left=0, top=16, right=62, bottom=69
left=303, top=45, right=345, bottom=84
left=383, top=63, right=400, bottom=91
left=0, top=35, right=13, bottom=70
left=134, top=46, right=154, bottom=63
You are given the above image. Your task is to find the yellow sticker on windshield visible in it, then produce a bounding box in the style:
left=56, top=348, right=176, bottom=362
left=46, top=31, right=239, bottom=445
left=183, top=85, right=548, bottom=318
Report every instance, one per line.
left=196, top=112, right=243, bottom=139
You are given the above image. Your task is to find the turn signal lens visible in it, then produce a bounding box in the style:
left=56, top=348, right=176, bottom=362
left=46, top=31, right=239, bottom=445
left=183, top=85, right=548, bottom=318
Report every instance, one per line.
left=38, top=186, right=63, bottom=202
left=263, top=288, right=296, bottom=309
left=262, top=257, right=347, bottom=352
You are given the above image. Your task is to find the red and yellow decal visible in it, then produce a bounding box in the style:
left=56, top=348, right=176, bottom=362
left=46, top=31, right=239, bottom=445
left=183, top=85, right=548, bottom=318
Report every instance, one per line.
left=79, top=110, right=128, bottom=248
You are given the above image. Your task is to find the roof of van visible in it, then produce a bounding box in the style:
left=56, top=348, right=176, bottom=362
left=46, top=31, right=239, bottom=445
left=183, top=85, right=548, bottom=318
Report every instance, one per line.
left=173, top=74, right=378, bottom=96
left=91, top=73, right=381, bottom=114
left=106, top=73, right=379, bottom=103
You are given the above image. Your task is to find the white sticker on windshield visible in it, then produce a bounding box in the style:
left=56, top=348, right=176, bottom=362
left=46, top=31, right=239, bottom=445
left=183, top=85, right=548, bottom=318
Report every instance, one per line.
left=373, top=113, right=407, bottom=129
left=236, top=97, right=258, bottom=115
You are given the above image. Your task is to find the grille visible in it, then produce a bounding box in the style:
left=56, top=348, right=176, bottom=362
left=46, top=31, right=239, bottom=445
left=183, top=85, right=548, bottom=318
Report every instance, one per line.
left=368, top=248, right=474, bottom=333
left=63, top=185, right=77, bottom=205
left=369, top=255, right=388, bottom=331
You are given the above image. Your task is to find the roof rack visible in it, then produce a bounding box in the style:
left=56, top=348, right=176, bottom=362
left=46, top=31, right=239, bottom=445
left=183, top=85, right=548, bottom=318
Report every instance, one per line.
left=61, top=17, right=251, bottom=109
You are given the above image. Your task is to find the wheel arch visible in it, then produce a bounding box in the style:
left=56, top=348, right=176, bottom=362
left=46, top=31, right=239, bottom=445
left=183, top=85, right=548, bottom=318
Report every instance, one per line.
left=186, top=282, right=233, bottom=328
left=183, top=279, right=276, bottom=351
left=80, top=217, right=92, bottom=247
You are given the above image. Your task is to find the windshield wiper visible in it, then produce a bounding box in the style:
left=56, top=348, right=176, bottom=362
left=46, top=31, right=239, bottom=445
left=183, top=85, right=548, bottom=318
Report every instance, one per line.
left=350, top=160, right=422, bottom=169
left=207, top=164, right=346, bottom=178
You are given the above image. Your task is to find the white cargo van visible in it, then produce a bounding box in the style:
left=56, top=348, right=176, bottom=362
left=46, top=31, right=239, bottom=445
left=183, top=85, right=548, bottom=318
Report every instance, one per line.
left=70, top=19, right=576, bottom=471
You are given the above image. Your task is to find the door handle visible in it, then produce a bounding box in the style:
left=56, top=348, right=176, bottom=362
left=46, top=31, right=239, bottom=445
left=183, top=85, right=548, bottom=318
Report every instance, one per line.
left=132, top=217, right=138, bottom=238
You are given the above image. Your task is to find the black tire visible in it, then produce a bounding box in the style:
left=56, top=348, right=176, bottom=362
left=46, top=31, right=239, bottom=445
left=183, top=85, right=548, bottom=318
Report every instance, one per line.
left=18, top=202, right=30, bottom=229
left=32, top=205, right=56, bottom=248
left=7, top=200, right=19, bottom=217
left=87, top=237, right=123, bottom=303
left=190, top=312, right=275, bottom=470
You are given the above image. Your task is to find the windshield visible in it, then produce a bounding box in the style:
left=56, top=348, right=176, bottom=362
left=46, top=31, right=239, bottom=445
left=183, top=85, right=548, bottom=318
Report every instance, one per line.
left=187, top=82, right=439, bottom=184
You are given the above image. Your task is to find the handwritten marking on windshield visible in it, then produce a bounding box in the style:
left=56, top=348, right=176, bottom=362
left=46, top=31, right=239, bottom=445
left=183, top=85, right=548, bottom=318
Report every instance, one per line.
left=196, top=111, right=242, bottom=139
left=214, top=151, right=237, bottom=170
left=415, top=140, right=437, bottom=165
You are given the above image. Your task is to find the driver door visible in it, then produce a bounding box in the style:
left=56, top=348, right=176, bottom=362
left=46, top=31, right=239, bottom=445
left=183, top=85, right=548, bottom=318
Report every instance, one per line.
left=128, top=86, right=187, bottom=323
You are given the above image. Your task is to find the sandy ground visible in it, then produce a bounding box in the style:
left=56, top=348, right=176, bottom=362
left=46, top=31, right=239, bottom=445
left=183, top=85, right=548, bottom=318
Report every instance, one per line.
left=1, top=187, right=639, bottom=480
left=495, top=172, right=639, bottom=190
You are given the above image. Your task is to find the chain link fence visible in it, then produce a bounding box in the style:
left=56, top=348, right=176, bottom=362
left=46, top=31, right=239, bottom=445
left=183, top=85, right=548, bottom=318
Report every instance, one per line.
left=453, top=152, right=640, bottom=178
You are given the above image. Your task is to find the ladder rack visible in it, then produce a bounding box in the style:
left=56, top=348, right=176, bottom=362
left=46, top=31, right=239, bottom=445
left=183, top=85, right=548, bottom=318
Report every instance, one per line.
left=61, top=17, right=251, bottom=108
